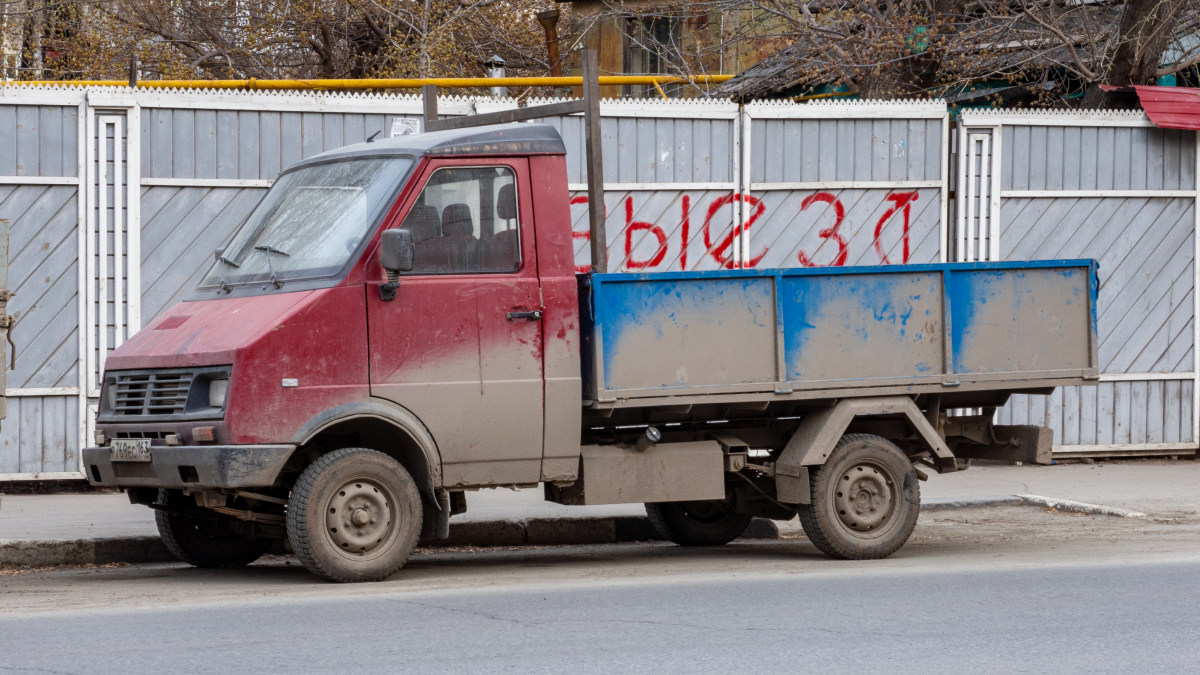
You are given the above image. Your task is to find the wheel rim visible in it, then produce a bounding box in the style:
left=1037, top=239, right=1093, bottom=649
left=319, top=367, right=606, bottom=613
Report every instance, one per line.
left=832, top=461, right=898, bottom=537
left=324, top=477, right=400, bottom=560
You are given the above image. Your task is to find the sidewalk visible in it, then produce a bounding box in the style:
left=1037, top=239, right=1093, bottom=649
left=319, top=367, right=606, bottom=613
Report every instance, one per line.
left=1, top=459, right=1196, bottom=567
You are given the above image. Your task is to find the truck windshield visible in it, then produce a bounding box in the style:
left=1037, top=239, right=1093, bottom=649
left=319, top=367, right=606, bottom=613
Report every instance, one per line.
left=199, top=156, right=414, bottom=289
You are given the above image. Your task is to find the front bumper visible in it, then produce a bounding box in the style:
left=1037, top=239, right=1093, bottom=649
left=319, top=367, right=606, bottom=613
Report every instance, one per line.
left=83, top=444, right=295, bottom=489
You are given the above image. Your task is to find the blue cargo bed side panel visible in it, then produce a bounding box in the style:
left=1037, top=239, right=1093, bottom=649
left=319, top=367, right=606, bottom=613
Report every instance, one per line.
left=586, top=260, right=1099, bottom=398
left=780, top=272, right=944, bottom=382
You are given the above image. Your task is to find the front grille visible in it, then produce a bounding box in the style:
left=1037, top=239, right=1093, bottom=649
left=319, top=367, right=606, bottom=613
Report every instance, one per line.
left=113, top=431, right=170, bottom=440
left=113, top=463, right=157, bottom=479
left=113, top=371, right=194, bottom=416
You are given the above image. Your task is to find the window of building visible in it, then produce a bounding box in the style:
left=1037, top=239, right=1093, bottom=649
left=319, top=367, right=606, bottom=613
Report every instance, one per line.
left=624, top=16, right=681, bottom=98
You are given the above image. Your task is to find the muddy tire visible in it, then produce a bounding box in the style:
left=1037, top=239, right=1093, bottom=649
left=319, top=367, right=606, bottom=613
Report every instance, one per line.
left=155, top=490, right=273, bottom=568
left=799, top=434, right=920, bottom=560
left=645, top=498, right=753, bottom=547
left=287, top=448, right=423, bottom=583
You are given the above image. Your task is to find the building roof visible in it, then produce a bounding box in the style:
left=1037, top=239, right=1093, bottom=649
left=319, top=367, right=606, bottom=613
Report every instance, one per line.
left=293, top=123, right=566, bottom=170
left=711, top=4, right=1124, bottom=101
left=1129, top=85, right=1200, bottom=130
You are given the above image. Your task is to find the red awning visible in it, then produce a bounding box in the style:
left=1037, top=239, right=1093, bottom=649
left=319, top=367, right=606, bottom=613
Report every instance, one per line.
left=1108, top=85, right=1200, bottom=131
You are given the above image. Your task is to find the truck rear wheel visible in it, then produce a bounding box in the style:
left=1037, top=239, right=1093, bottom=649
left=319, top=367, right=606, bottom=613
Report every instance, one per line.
left=286, top=448, right=423, bottom=583
left=799, top=434, right=919, bottom=560
left=645, top=498, right=752, bottom=546
left=156, top=490, right=273, bottom=568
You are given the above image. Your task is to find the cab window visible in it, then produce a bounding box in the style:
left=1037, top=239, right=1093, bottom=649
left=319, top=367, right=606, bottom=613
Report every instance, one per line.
left=397, top=166, right=520, bottom=274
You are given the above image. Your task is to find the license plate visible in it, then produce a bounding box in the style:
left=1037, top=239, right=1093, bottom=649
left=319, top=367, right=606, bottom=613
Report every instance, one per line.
left=110, top=438, right=152, bottom=462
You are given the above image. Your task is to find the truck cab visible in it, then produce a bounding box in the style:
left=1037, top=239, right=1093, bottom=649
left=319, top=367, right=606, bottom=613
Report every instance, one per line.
left=86, top=125, right=581, bottom=579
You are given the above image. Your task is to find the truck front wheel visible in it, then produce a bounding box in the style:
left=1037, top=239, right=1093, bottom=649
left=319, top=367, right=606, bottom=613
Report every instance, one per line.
left=798, top=434, right=920, bottom=560
left=286, top=448, right=423, bottom=583
left=155, top=490, right=274, bottom=568
left=645, top=498, right=752, bottom=546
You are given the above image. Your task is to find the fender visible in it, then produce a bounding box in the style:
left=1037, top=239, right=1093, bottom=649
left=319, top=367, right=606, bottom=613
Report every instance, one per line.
left=290, top=399, right=443, bottom=488
left=775, top=396, right=955, bottom=504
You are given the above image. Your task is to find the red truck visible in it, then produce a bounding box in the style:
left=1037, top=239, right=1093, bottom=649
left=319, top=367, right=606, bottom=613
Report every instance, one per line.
left=83, top=122, right=1098, bottom=582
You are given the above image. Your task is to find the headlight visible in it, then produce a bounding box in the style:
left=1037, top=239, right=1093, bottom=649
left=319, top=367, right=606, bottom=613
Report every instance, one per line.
left=208, top=378, right=229, bottom=408
left=103, top=378, right=117, bottom=411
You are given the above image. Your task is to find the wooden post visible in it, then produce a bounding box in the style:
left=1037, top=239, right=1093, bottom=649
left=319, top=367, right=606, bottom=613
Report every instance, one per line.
left=421, top=84, right=438, bottom=129
left=582, top=50, right=606, bottom=273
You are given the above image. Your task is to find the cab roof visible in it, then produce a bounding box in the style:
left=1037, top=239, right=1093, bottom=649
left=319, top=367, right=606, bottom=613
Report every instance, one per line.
left=291, top=123, right=566, bottom=171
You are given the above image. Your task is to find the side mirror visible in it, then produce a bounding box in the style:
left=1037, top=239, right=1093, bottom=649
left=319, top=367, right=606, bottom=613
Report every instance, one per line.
left=381, top=228, right=414, bottom=273
left=379, top=228, right=414, bottom=302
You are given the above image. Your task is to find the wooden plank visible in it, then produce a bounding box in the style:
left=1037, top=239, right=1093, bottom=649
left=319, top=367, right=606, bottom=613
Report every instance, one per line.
left=259, top=111, right=282, bottom=178
left=817, top=120, right=837, bottom=182
left=15, top=106, right=40, bottom=176
left=924, top=119, right=941, bottom=181
left=636, top=114, right=656, bottom=183
left=322, top=113, right=343, bottom=152
left=1163, top=128, right=1181, bottom=190
left=194, top=109, right=217, bottom=179
left=0, top=397, right=20, bottom=473
left=1164, top=379, right=1181, bottom=443
left=1079, top=382, right=1098, bottom=445
left=172, top=108, right=195, bottom=179
left=214, top=110, right=239, bottom=179
left=1147, top=380, right=1165, bottom=444
left=871, top=119, right=889, bottom=182
left=1063, top=385, right=1080, bottom=445
left=424, top=99, right=586, bottom=132
left=18, top=396, right=42, bottom=473
left=343, top=114, right=364, bottom=146
left=301, top=112, right=324, bottom=160
left=40, top=106, right=62, bottom=177
left=1130, top=380, right=1148, bottom=442
left=1129, top=127, right=1148, bottom=190
left=237, top=111, right=259, bottom=179
left=0, top=106, right=16, bottom=175
left=1182, top=380, right=1194, bottom=443
left=1146, top=127, right=1166, bottom=190
left=41, top=395, right=68, bottom=473
left=1097, top=381, right=1115, bottom=444
left=1113, top=381, right=1131, bottom=444
left=801, top=120, right=820, bottom=183
left=1045, top=126, right=1064, bottom=190
left=885, top=119, right=903, bottom=182
left=835, top=119, right=855, bottom=181
left=1048, top=386, right=1064, bottom=442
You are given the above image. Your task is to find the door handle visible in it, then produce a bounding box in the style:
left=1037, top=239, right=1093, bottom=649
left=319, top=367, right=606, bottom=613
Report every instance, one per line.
left=506, top=310, right=543, bottom=321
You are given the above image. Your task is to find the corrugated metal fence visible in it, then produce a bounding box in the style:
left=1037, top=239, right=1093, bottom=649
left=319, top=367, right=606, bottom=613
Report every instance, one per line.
left=0, top=85, right=1193, bottom=479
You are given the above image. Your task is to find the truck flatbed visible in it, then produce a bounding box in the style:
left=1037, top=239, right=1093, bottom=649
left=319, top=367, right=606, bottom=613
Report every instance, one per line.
left=582, top=260, right=1098, bottom=407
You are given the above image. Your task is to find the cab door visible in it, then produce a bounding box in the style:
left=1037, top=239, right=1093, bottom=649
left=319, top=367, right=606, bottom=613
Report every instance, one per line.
left=366, top=159, right=544, bottom=487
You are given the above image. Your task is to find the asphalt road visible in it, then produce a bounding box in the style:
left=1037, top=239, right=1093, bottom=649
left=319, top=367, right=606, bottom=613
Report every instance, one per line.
left=3, top=507, right=1199, bottom=674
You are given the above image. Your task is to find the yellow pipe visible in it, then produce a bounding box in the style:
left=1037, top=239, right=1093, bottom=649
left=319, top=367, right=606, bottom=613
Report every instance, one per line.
left=5, top=75, right=734, bottom=90
left=792, top=91, right=849, bottom=102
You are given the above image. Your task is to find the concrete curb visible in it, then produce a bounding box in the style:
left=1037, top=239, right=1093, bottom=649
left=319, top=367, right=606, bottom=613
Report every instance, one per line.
left=0, top=516, right=780, bottom=567
left=0, top=536, right=173, bottom=568
left=919, top=496, right=1025, bottom=511
left=1016, top=493, right=1148, bottom=518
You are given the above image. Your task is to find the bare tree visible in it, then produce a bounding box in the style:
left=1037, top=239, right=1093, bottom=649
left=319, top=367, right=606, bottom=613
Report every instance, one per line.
left=5, top=0, right=571, bottom=89
left=584, top=0, right=1200, bottom=105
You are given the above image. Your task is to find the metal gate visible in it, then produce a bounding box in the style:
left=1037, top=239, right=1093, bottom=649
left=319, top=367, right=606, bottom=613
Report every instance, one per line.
left=956, top=108, right=1199, bottom=456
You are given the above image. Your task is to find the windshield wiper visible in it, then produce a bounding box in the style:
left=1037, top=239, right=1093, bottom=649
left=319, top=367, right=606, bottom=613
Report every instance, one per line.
left=254, top=244, right=291, bottom=288
left=217, top=255, right=240, bottom=268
